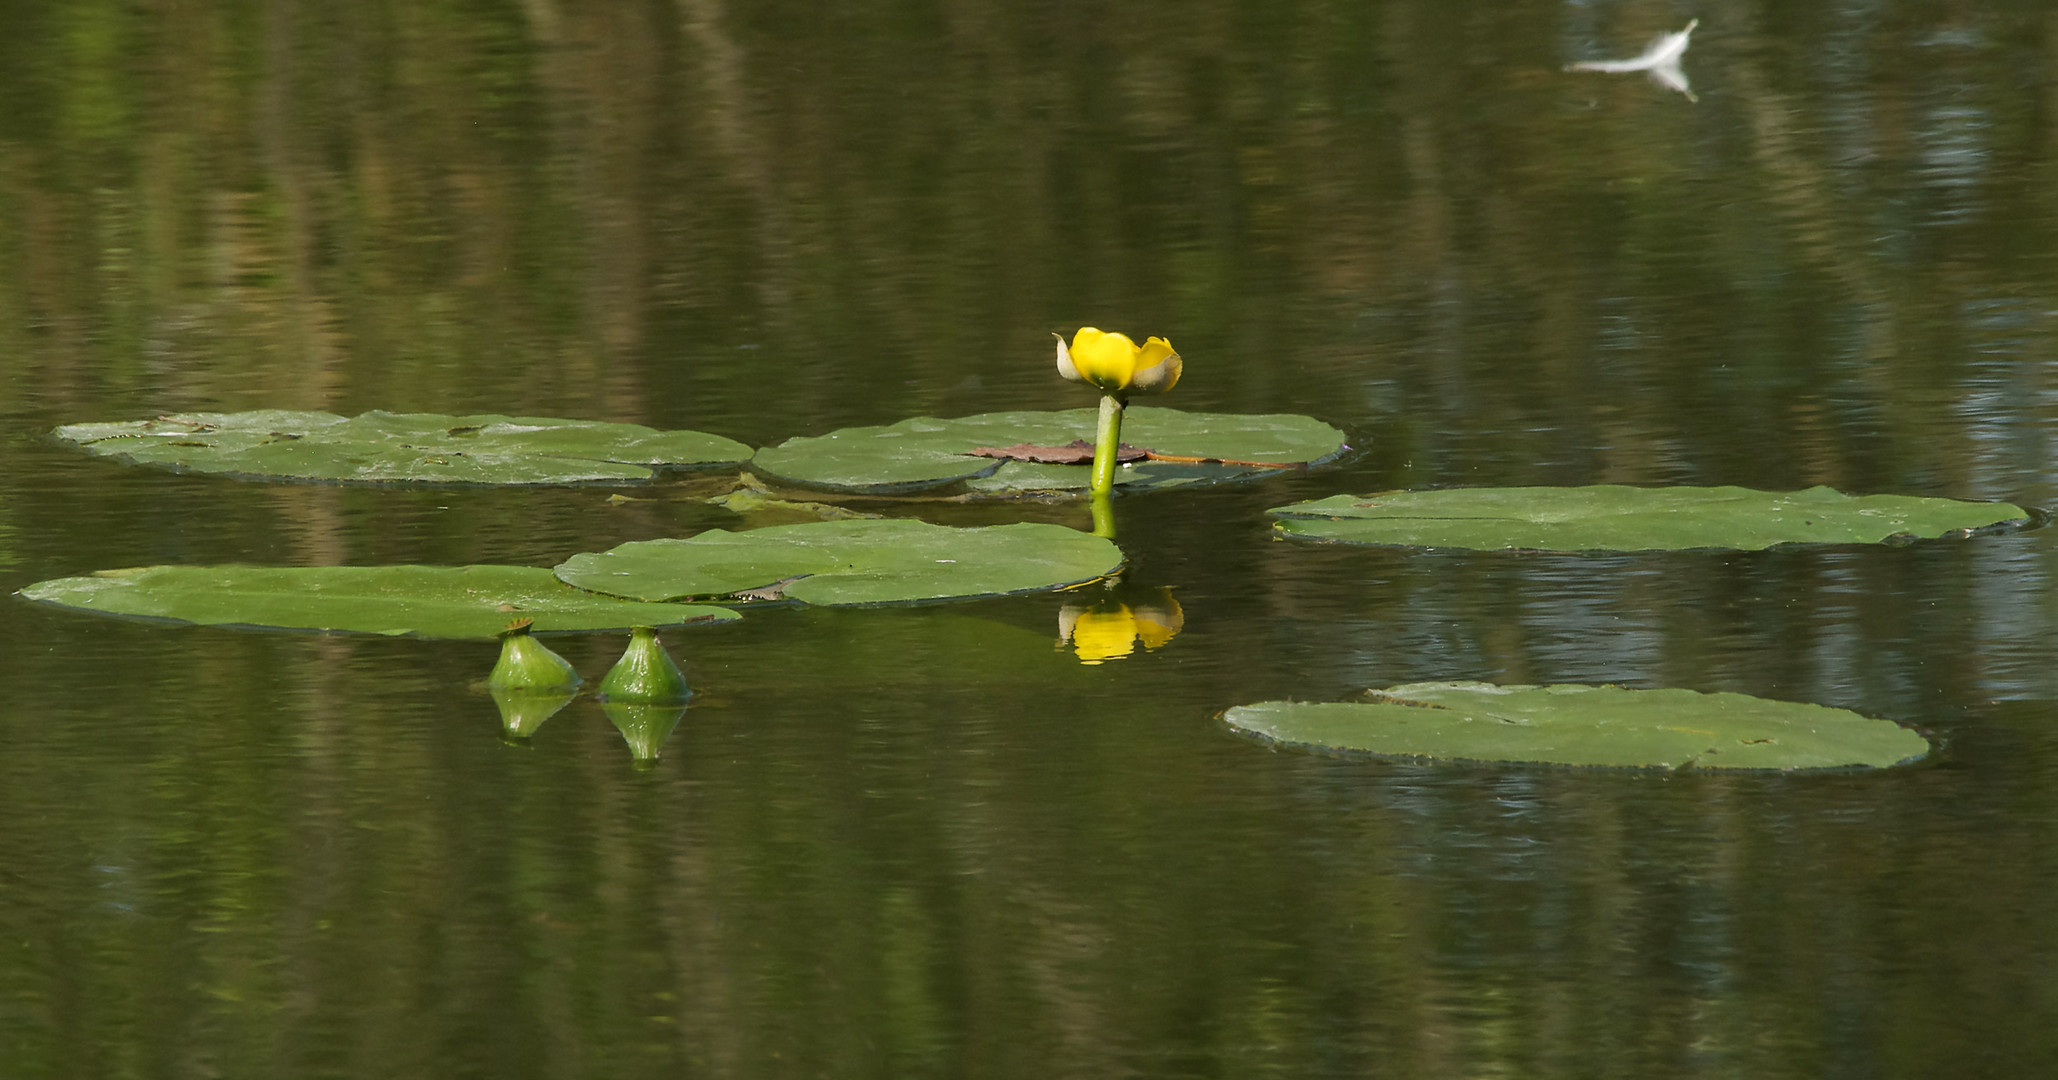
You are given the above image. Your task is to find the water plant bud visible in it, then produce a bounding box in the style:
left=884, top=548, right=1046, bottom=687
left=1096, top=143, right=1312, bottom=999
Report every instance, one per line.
left=598, top=626, right=692, bottom=704
left=486, top=619, right=582, bottom=692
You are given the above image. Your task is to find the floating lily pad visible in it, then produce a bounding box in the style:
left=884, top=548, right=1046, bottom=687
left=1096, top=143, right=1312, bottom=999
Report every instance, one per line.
left=52, top=410, right=752, bottom=485
left=750, top=407, right=1348, bottom=494
left=1269, top=485, right=2030, bottom=551
left=555, top=519, right=1122, bottom=606
left=1224, top=682, right=1930, bottom=771
left=17, top=564, right=740, bottom=639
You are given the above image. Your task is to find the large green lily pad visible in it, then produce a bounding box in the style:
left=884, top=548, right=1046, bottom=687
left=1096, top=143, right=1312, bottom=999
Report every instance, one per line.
left=1224, top=682, right=1930, bottom=771
left=750, top=407, right=1348, bottom=494
left=1269, top=485, right=2029, bottom=551
left=17, top=564, right=740, bottom=639
left=52, top=410, right=752, bottom=485
left=554, top=519, right=1123, bottom=606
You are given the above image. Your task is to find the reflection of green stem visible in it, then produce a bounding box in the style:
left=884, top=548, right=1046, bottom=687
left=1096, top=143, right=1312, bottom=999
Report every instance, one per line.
left=1091, top=393, right=1125, bottom=496
left=1090, top=489, right=1116, bottom=538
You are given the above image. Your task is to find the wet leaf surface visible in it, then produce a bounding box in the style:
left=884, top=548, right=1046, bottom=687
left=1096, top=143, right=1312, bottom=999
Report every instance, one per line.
left=53, top=410, right=753, bottom=485
left=18, top=564, right=741, bottom=639
left=1224, top=682, right=1931, bottom=770
left=751, top=407, right=1347, bottom=494
left=1269, top=485, right=2030, bottom=551
left=555, top=518, right=1123, bottom=606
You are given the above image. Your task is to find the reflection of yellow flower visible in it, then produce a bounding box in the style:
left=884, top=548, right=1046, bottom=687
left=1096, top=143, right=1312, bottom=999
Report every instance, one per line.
left=1055, top=327, right=1181, bottom=398
left=1057, top=592, right=1184, bottom=665
left=1069, top=609, right=1141, bottom=663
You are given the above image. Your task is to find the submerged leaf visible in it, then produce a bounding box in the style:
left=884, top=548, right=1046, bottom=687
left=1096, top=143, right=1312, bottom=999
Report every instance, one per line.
left=751, top=407, right=1347, bottom=494
left=53, top=410, right=752, bottom=485
left=1270, top=485, right=2030, bottom=551
left=1225, top=682, right=1930, bottom=771
left=555, top=518, right=1123, bottom=606
left=18, top=564, right=741, bottom=639
left=706, top=487, right=884, bottom=524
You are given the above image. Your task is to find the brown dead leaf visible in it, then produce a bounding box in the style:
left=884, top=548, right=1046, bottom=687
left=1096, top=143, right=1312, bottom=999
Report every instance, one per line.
left=967, top=440, right=1148, bottom=465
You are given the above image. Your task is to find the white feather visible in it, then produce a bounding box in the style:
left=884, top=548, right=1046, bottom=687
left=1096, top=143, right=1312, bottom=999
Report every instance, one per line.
left=1566, top=19, right=1699, bottom=102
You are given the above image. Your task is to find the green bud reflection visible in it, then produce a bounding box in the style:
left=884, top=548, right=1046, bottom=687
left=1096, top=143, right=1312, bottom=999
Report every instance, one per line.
left=490, top=688, right=575, bottom=741
left=603, top=702, right=687, bottom=767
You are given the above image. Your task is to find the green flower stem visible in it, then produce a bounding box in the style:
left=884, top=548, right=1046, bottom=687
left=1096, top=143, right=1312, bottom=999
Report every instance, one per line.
left=1090, top=489, right=1116, bottom=539
left=1091, top=393, right=1125, bottom=497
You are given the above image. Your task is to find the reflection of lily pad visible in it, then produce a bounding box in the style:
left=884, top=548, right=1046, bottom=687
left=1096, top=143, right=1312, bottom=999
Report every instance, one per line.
left=555, top=519, right=1122, bottom=606
left=726, top=607, right=1091, bottom=690
left=18, top=565, right=740, bottom=639
left=53, top=410, right=752, bottom=485
left=1270, top=485, right=2029, bottom=551
left=1224, top=683, right=1930, bottom=771
left=751, top=407, right=1347, bottom=494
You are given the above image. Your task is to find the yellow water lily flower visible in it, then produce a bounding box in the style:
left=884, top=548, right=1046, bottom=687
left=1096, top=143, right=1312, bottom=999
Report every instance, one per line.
left=1055, top=327, right=1181, bottom=398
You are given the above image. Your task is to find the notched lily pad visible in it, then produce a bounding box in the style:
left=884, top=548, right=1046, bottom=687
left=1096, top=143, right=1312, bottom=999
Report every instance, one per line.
left=53, top=410, right=753, bottom=485
left=750, top=407, right=1347, bottom=494
left=554, top=518, right=1123, bottom=606
left=17, top=564, right=740, bottom=639
left=1224, top=682, right=1930, bottom=771
left=1269, top=485, right=2030, bottom=551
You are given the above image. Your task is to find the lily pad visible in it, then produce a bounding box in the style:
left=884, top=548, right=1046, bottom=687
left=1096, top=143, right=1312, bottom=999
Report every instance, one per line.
left=1224, top=682, right=1930, bottom=771
left=1269, top=485, right=2030, bottom=551
left=52, top=410, right=752, bottom=485
left=750, top=407, right=1348, bottom=494
left=17, top=564, right=740, bottom=639
left=554, top=519, right=1122, bottom=606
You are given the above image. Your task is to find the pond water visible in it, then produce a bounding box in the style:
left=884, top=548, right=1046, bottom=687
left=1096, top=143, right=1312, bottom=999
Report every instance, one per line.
left=4, top=1, right=2058, bottom=1076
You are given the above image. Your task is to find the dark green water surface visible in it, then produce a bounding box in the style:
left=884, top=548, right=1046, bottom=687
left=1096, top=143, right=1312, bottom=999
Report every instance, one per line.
left=5, top=1, right=2058, bottom=1076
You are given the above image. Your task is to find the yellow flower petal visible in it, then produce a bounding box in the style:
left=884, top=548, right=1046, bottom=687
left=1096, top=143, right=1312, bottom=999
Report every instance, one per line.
left=1128, top=336, right=1181, bottom=395
left=1057, top=327, right=1179, bottom=396
left=1067, top=327, right=1141, bottom=393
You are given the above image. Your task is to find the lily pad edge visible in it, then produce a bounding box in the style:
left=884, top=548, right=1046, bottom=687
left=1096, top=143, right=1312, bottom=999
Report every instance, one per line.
left=49, top=410, right=757, bottom=488
left=1269, top=484, right=2038, bottom=552
left=1221, top=681, right=1935, bottom=773
left=15, top=563, right=745, bottom=640
left=750, top=406, right=1357, bottom=497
